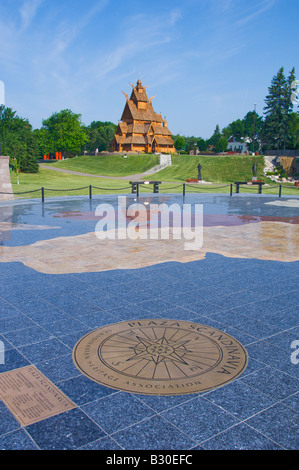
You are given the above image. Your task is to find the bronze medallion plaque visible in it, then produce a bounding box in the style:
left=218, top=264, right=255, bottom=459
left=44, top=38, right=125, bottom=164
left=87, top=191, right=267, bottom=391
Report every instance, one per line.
left=73, top=319, right=248, bottom=396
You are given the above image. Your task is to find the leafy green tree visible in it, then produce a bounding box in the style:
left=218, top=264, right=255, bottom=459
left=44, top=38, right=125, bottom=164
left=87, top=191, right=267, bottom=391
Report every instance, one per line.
left=184, top=136, right=198, bottom=153
left=197, top=138, right=207, bottom=151
left=215, top=136, right=228, bottom=153
left=174, top=135, right=186, bottom=152
left=287, top=112, right=299, bottom=149
left=0, top=105, right=39, bottom=172
left=243, top=111, right=263, bottom=152
left=263, top=67, right=295, bottom=149
left=85, top=121, right=117, bottom=152
left=222, top=119, right=244, bottom=142
left=40, top=109, right=87, bottom=157
left=206, top=124, right=224, bottom=151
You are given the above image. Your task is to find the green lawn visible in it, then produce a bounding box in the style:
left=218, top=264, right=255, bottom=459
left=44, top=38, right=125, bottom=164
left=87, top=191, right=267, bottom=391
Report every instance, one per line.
left=9, top=155, right=299, bottom=199
left=10, top=168, right=133, bottom=198
left=146, top=155, right=266, bottom=183
left=41, top=154, right=160, bottom=176
left=41, top=153, right=264, bottom=182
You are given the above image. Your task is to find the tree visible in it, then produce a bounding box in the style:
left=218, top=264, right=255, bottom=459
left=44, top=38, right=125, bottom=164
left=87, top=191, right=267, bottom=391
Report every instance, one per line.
left=215, top=137, right=228, bottom=153
left=40, top=109, right=87, bottom=157
left=263, top=67, right=295, bottom=149
left=174, top=135, right=186, bottom=152
left=197, top=138, right=207, bottom=151
left=184, top=136, right=198, bottom=154
left=287, top=112, right=299, bottom=149
left=243, top=111, right=263, bottom=152
left=206, top=124, right=225, bottom=152
left=222, top=119, right=244, bottom=142
left=85, top=121, right=117, bottom=152
left=0, top=105, right=39, bottom=172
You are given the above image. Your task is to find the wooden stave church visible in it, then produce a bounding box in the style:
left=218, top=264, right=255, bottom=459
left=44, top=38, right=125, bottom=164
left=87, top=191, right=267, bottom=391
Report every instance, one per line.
left=109, top=78, right=175, bottom=154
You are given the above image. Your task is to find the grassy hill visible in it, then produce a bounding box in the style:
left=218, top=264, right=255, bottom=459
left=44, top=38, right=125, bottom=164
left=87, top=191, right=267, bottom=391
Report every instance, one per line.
left=41, top=153, right=265, bottom=183
left=146, top=155, right=265, bottom=183
left=10, top=153, right=298, bottom=198
left=41, top=154, right=160, bottom=176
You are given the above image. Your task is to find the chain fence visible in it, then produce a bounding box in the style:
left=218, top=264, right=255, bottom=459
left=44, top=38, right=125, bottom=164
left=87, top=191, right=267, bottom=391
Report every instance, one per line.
left=0, top=181, right=298, bottom=202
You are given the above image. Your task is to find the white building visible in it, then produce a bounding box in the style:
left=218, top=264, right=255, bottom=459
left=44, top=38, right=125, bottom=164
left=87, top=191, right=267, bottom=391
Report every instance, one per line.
left=227, top=136, right=250, bottom=153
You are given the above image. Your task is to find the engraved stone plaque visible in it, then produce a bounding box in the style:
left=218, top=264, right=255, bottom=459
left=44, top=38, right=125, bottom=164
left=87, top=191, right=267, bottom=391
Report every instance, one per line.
left=0, top=365, right=76, bottom=425
left=73, top=319, right=248, bottom=396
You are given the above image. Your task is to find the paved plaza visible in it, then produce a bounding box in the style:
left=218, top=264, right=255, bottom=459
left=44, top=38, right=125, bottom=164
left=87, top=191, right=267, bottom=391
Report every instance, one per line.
left=0, top=193, right=298, bottom=450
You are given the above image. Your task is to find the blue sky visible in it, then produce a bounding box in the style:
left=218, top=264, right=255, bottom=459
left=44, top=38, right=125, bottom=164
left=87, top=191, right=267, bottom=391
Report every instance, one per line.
left=0, top=0, right=298, bottom=138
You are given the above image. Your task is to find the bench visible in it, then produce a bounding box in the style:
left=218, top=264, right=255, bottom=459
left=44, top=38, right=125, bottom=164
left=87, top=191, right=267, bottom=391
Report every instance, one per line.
left=234, top=181, right=265, bottom=194
left=129, top=181, right=161, bottom=195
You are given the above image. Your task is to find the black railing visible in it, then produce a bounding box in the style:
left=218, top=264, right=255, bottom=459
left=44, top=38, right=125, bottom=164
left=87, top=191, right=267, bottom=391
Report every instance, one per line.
left=0, top=182, right=298, bottom=202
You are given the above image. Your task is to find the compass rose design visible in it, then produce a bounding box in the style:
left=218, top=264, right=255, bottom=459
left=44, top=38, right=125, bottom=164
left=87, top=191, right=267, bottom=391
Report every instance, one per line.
left=128, top=335, right=191, bottom=365
left=73, top=319, right=248, bottom=396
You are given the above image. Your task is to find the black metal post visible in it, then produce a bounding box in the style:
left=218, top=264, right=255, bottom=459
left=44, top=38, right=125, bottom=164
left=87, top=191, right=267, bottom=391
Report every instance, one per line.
left=230, top=184, right=233, bottom=196
left=183, top=183, right=185, bottom=196
left=41, top=187, right=45, bottom=203
left=89, top=185, right=92, bottom=199
left=279, top=184, right=282, bottom=197
left=258, top=183, right=262, bottom=194
left=137, top=183, right=139, bottom=197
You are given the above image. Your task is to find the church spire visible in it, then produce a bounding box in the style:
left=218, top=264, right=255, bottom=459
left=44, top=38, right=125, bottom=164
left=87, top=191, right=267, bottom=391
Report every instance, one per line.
left=109, top=78, right=175, bottom=154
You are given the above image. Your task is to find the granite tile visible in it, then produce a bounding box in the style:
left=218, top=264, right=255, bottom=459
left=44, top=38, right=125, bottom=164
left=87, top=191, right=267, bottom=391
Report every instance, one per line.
left=35, top=353, right=80, bottom=383
left=202, top=422, right=283, bottom=450
left=3, top=325, right=52, bottom=348
left=245, top=404, right=299, bottom=450
left=240, top=366, right=299, bottom=400
left=82, top=392, right=157, bottom=434
left=265, top=328, right=299, bottom=350
left=111, top=415, right=197, bottom=450
left=0, top=348, right=30, bottom=372
left=0, top=334, right=14, bottom=351
left=18, top=338, right=71, bottom=363
left=135, top=393, right=201, bottom=413
left=280, top=392, right=299, bottom=412
left=0, top=401, right=21, bottom=436
left=0, top=314, right=36, bottom=334
left=0, top=300, right=23, bottom=319
left=42, top=317, right=88, bottom=337
left=25, top=408, right=106, bottom=450
left=160, top=396, right=239, bottom=443
left=57, top=329, right=92, bottom=349
left=204, top=380, right=276, bottom=420
left=58, top=375, right=117, bottom=405
left=23, top=307, right=70, bottom=325
left=0, top=429, right=39, bottom=450
left=246, top=340, right=299, bottom=379
left=79, top=436, right=123, bottom=450
left=227, top=315, right=281, bottom=339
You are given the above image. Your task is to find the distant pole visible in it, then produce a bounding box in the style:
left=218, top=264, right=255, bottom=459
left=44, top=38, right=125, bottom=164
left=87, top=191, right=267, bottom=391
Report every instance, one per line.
left=253, top=103, right=257, bottom=155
